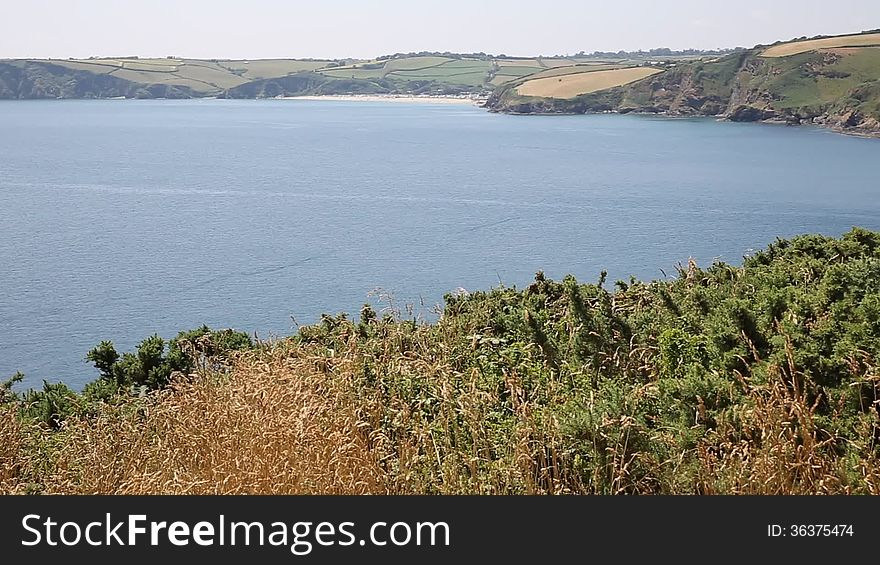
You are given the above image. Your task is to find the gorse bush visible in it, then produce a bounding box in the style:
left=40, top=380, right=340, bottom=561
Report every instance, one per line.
left=1, top=228, right=878, bottom=494
left=2, top=326, right=253, bottom=429
left=86, top=325, right=253, bottom=392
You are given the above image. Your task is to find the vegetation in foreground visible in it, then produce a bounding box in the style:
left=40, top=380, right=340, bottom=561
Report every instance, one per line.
left=2, top=229, right=879, bottom=494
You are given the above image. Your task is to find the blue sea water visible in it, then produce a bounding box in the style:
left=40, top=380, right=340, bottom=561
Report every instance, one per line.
left=1, top=99, right=878, bottom=389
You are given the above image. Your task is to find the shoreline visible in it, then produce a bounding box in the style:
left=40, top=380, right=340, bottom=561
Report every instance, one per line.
left=280, top=94, right=486, bottom=105
left=490, top=107, right=880, bottom=138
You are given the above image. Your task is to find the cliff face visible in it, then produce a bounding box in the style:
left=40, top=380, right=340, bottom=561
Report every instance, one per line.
left=0, top=61, right=198, bottom=99
left=487, top=48, right=880, bottom=136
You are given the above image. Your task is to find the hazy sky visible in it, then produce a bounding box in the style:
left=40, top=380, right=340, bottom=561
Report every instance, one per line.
left=2, top=0, right=879, bottom=59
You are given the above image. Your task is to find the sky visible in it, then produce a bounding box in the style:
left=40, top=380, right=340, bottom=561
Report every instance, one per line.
left=2, top=0, right=879, bottom=59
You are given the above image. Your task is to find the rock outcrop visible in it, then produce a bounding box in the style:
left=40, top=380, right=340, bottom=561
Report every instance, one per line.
left=487, top=48, right=880, bottom=136
left=0, top=61, right=198, bottom=99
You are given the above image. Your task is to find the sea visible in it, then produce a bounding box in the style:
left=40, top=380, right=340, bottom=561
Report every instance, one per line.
left=1, top=99, right=877, bottom=389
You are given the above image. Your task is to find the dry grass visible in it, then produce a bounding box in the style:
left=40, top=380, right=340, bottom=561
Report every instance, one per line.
left=0, top=328, right=587, bottom=494
left=0, top=406, right=23, bottom=492
left=3, top=322, right=878, bottom=495
left=13, top=352, right=388, bottom=494
left=762, top=33, right=880, bottom=57
left=692, top=341, right=880, bottom=495
left=515, top=67, right=662, bottom=99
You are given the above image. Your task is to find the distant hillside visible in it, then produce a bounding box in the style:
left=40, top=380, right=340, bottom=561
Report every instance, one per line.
left=0, top=51, right=705, bottom=100
left=487, top=31, right=880, bottom=136
left=3, top=31, right=880, bottom=135
left=0, top=54, right=634, bottom=99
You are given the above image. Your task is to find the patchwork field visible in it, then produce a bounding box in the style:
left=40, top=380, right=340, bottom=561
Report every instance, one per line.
left=45, top=58, right=252, bottom=92
left=217, top=59, right=331, bottom=80
left=317, top=56, right=493, bottom=86
left=489, top=75, right=517, bottom=86
left=494, top=65, right=544, bottom=77
left=9, top=32, right=878, bottom=136
left=515, top=67, right=662, bottom=99
left=523, top=64, right=629, bottom=80
left=383, top=56, right=451, bottom=71
left=13, top=51, right=703, bottom=99
left=762, top=32, right=880, bottom=57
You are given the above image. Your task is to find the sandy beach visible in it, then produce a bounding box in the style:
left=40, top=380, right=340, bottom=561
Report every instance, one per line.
left=281, top=94, right=485, bottom=105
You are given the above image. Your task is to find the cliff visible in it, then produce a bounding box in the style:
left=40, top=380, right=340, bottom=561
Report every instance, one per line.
left=0, top=60, right=198, bottom=99
left=487, top=43, right=880, bottom=136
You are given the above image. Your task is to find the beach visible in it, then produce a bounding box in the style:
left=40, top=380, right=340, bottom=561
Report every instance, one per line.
left=281, top=94, right=484, bottom=105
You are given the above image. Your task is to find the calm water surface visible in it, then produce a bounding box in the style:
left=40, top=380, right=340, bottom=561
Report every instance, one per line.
left=1, top=100, right=878, bottom=389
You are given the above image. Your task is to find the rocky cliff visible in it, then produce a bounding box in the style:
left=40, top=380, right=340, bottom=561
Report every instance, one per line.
left=0, top=61, right=199, bottom=99
left=487, top=47, right=880, bottom=136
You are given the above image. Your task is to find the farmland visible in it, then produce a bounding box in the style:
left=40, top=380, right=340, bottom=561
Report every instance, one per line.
left=522, top=63, right=630, bottom=80
left=762, top=32, right=880, bottom=57
left=317, top=56, right=493, bottom=87
left=216, top=59, right=331, bottom=80
left=2, top=51, right=691, bottom=99
left=3, top=29, right=879, bottom=136
left=515, top=67, right=662, bottom=99
left=484, top=30, right=880, bottom=137
left=29, top=57, right=343, bottom=94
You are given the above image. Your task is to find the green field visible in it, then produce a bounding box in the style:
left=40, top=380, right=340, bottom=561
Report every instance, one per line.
left=11, top=51, right=708, bottom=99
left=383, top=56, right=452, bottom=71
left=489, top=75, right=516, bottom=86
left=495, top=65, right=545, bottom=77
left=524, top=64, right=629, bottom=80
left=318, top=67, right=386, bottom=80
left=318, top=56, right=493, bottom=86
left=217, top=59, right=332, bottom=80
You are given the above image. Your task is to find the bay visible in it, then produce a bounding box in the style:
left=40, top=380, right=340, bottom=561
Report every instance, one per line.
left=0, top=99, right=877, bottom=389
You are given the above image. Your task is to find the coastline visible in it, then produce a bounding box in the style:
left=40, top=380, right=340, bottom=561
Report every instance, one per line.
left=281, top=94, right=486, bottom=106
left=489, top=107, right=880, bottom=138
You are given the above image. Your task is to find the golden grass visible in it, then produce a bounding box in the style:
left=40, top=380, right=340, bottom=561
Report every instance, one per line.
left=0, top=406, right=23, bottom=493
left=761, top=33, right=880, bottom=57
left=3, top=315, right=878, bottom=495
left=696, top=367, right=880, bottom=495
left=515, top=67, right=662, bottom=99
left=8, top=352, right=388, bottom=494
